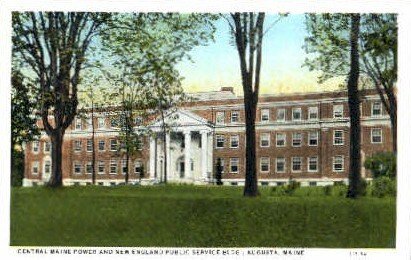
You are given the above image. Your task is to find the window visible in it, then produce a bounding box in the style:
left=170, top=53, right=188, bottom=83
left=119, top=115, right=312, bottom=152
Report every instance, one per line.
left=260, top=133, right=270, bottom=147
left=110, top=117, right=119, bottom=128
left=276, top=133, right=286, bottom=147
left=32, top=161, right=39, bottom=175
left=135, top=161, right=143, bottom=175
left=98, top=161, right=105, bottom=174
left=110, top=139, right=118, bottom=151
left=44, top=141, right=51, bottom=153
left=98, top=117, right=105, bottom=128
left=308, top=157, right=318, bottom=172
left=260, top=157, right=270, bottom=172
left=74, top=162, right=82, bottom=174
left=333, top=104, right=343, bottom=118
left=86, top=118, right=92, bottom=129
left=292, top=157, right=302, bottom=172
left=87, top=139, right=93, bottom=152
left=372, top=102, right=382, bottom=117
left=261, top=109, right=270, bottom=122
left=292, top=108, right=302, bottom=121
left=32, top=141, right=39, bottom=153
left=371, top=128, right=382, bottom=143
left=216, top=111, right=225, bottom=124
left=230, top=135, right=239, bottom=148
left=215, top=135, right=225, bottom=148
left=231, top=111, right=239, bottom=123
left=110, top=159, right=117, bottom=174
left=86, top=162, right=92, bottom=174
left=292, top=133, right=302, bottom=147
left=98, top=140, right=105, bottom=151
left=134, top=116, right=143, bottom=125
left=122, top=159, right=128, bottom=175
left=333, top=156, right=344, bottom=172
left=276, top=108, right=286, bottom=122
left=308, top=131, right=319, bottom=146
left=75, top=118, right=82, bottom=130
left=230, top=158, right=239, bottom=173
left=333, top=130, right=344, bottom=145
left=137, top=138, right=144, bottom=150
left=74, top=140, right=82, bottom=152
left=308, top=107, right=318, bottom=120
left=44, top=160, right=51, bottom=174
left=276, top=157, right=286, bottom=173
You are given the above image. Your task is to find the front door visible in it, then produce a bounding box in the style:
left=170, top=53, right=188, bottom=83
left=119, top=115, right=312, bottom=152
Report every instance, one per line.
left=179, top=162, right=185, bottom=178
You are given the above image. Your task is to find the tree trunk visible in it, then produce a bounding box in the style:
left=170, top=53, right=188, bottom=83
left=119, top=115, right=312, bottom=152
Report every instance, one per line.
left=387, top=92, right=397, bottom=154
left=346, top=14, right=362, bottom=199
left=91, top=102, right=96, bottom=185
left=390, top=109, right=397, bottom=154
left=243, top=99, right=258, bottom=197
left=125, top=150, right=129, bottom=184
left=161, top=109, right=167, bottom=184
left=48, top=129, right=64, bottom=187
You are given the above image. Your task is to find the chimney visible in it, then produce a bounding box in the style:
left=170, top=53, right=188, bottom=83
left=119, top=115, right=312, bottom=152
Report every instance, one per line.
left=220, top=87, right=234, bottom=93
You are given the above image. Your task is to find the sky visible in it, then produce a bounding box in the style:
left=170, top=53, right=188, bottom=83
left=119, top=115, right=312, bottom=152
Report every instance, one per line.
left=176, top=14, right=344, bottom=95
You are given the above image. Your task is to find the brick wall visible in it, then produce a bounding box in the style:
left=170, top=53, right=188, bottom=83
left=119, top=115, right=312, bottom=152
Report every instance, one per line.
left=24, top=89, right=393, bottom=184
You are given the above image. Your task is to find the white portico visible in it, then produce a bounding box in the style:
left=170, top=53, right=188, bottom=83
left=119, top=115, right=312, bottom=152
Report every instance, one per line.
left=148, top=110, right=214, bottom=184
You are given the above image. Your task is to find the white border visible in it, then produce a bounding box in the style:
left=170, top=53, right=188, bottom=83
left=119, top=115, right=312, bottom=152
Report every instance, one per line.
left=1, top=1, right=411, bottom=260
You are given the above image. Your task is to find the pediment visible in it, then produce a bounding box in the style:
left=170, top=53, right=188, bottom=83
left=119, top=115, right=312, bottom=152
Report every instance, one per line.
left=149, top=109, right=212, bottom=129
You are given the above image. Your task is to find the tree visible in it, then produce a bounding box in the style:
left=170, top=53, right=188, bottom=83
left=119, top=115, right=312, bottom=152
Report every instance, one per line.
left=346, top=14, right=362, bottom=198
left=113, top=72, right=149, bottom=185
left=99, top=13, right=217, bottom=184
left=304, top=14, right=396, bottom=198
left=360, top=14, right=397, bottom=154
left=215, top=158, right=223, bottom=185
left=11, top=70, right=40, bottom=186
left=11, top=70, right=39, bottom=149
left=148, top=68, right=185, bottom=184
left=304, top=14, right=397, bottom=153
left=78, top=74, right=112, bottom=185
left=227, top=13, right=265, bottom=197
left=12, top=12, right=110, bottom=187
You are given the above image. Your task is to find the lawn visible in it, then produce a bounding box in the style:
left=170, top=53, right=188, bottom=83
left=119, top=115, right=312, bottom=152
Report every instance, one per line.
left=10, top=185, right=396, bottom=248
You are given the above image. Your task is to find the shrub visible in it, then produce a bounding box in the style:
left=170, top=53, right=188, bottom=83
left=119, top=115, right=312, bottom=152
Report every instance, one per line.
left=11, top=150, right=24, bottom=187
left=333, top=181, right=345, bottom=186
left=358, top=178, right=368, bottom=197
left=284, top=180, right=300, bottom=196
left=215, top=158, right=223, bottom=186
left=323, top=185, right=332, bottom=196
left=364, top=152, right=396, bottom=179
left=371, top=176, right=396, bottom=198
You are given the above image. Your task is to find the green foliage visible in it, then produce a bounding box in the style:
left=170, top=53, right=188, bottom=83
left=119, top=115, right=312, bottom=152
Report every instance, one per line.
left=304, top=14, right=397, bottom=89
left=371, top=177, right=396, bottom=198
left=270, top=180, right=301, bottom=196
left=10, top=186, right=396, bottom=247
left=215, top=158, right=223, bottom=185
left=11, top=71, right=39, bottom=148
left=358, top=178, right=368, bottom=197
left=11, top=150, right=25, bottom=187
left=323, top=185, right=332, bottom=196
left=284, top=180, right=300, bottom=195
left=364, top=152, right=396, bottom=179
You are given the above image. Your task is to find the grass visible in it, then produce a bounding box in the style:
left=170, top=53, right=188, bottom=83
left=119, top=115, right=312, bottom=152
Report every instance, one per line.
left=10, top=185, right=396, bottom=248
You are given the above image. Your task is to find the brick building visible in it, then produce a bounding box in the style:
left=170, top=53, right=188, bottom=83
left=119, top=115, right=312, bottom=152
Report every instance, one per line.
left=23, top=87, right=393, bottom=187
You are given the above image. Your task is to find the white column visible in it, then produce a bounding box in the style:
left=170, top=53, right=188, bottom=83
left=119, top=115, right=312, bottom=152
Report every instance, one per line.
left=184, top=130, right=191, bottom=180
left=166, top=132, right=171, bottom=180
left=201, top=130, right=208, bottom=181
left=149, top=136, right=156, bottom=180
